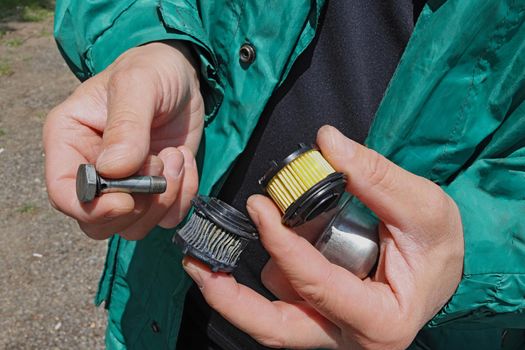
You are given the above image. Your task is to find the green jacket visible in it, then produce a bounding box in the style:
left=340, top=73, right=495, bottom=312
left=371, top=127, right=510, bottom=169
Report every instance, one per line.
left=54, top=0, right=525, bottom=349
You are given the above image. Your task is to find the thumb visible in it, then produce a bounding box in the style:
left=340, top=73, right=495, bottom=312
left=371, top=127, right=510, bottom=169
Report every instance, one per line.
left=317, top=125, right=443, bottom=229
left=96, top=69, right=157, bottom=178
left=246, top=194, right=387, bottom=329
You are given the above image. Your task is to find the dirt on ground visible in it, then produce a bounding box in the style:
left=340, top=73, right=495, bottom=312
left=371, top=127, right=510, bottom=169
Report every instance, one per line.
left=0, top=13, right=107, bottom=350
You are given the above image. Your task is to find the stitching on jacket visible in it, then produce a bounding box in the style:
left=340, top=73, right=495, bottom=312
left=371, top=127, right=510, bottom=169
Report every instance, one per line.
left=430, top=3, right=525, bottom=181
left=430, top=273, right=525, bottom=327
left=98, top=236, right=121, bottom=307
left=85, top=0, right=137, bottom=73
left=463, top=272, right=525, bottom=277
left=231, top=0, right=246, bottom=39
left=129, top=238, right=174, bottom=348
left=106, top=236, right=125, bottom=344
left=364, top=4, right=434, bottom=149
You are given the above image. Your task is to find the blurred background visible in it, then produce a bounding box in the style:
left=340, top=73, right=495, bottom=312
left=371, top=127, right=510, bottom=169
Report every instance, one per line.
left=0, top=1, right=107, bottom=348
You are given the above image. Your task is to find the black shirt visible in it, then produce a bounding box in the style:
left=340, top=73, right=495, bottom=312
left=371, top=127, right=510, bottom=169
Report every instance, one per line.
left=177, top=1, right=423, bottom=349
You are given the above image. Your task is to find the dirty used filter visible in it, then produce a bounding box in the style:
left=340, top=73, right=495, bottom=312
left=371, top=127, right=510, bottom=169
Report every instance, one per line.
left=259, top=144, right=346, bottom=227
left=173, top=195, right=258, bottom=272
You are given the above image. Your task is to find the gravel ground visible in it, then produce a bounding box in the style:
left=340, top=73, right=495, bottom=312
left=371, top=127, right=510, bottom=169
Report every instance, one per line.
left=0, top=15, right=107, bottom=349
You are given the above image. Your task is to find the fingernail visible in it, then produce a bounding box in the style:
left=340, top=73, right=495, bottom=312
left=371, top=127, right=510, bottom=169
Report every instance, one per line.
left=97, top=144, right=128, bottom=170
left=320, top=125, right=357, bottom=158
left=182, top=257, right=203, bottom=287
left=179, top=147, right=198, bottom=172
left=246, top=198, right=260, bottom=227
left=165, top=151, right=184, bottom=179
left=324, top=126, right=340, bottom=152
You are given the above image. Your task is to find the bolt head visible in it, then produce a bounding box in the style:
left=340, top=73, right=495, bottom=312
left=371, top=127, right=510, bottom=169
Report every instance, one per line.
left=76, top=164, right=98, bottom=202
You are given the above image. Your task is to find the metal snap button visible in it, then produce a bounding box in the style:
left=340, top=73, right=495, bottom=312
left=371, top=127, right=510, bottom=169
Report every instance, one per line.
left=151, top=321, right=160, bottom=333
left=239, top=43, right=256, bottom=64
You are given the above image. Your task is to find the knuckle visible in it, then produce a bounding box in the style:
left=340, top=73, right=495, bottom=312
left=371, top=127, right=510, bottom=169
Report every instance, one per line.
left=106, top=112, right=143, bottom=133
left=301, top=283, right=325, bottom=307
left=299, top=268, right=334, bottom=308
left=254, top=307, right=292, bottom=348
left=109, top=67, right=148, bottom=91
left=418, top=182, right=452, bottom=222
left=103, top=116, right=146, bottom=158
left=364, top=150, right=394, bottom=190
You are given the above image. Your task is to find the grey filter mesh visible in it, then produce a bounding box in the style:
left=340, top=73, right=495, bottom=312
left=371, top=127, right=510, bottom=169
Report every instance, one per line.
left=177, top=212, right=245, bottom=267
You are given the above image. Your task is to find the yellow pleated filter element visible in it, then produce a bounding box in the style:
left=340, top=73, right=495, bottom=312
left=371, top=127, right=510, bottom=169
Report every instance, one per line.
left=266, top=149, right=336, bottom=213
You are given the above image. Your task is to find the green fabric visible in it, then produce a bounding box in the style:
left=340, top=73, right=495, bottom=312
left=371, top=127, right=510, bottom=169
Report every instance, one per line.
left=54, top=0, right=525, bottom=348
left=368, top=0, right=525, bottom=332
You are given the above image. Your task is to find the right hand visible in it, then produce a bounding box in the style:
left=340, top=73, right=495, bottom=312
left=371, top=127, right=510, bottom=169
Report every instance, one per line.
left=43, top=42, right=204, bottom=240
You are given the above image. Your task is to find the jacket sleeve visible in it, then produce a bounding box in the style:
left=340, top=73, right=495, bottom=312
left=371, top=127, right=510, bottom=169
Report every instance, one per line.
left=428, top=105, right=525, bottom=329
left=363, top=0, right=525, bottom=330
left=54, top=0, right=223, bottom=116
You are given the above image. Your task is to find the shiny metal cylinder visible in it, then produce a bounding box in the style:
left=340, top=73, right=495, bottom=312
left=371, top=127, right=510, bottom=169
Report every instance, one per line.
left=314, top=198, right=379, bottom=279
left=100, top=176, right=166, bottom=194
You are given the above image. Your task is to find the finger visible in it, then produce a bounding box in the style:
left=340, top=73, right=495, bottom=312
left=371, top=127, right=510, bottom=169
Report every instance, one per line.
left=44, top=108, right=137, bottom=229
left=182, top=257, right=341, bottom=349
left=158, top=146, right=199, bottom=228
left=261, top=259, right=302, bottom=301
left=261, top=217, right=330, bottom=302
left=137, top=155, right=164, bottom=176
left=317, top=125, right=445, bottom=229
left=294, top=210, right=335, bottom=243
left=96, top=68, right=157, bottom=178
left=247, top=195, right=397, bottom=329
left=118, top=147, right=185, bottom=240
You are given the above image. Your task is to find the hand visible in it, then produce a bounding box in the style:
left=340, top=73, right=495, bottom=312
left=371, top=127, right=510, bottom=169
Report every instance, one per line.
left=182, top=125, right=464, bottom=349
left=44, top=42, right=203, bottom=240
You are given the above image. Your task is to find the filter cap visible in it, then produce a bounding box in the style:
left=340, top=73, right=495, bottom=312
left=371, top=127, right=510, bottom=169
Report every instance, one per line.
left=192, top=196, right=258, bottom=240
left=283, top=172, right=346, bottom=227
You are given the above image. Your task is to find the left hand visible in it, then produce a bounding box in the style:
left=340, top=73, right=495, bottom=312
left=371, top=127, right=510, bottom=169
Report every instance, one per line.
left=182, top=125, right=464, bottom=350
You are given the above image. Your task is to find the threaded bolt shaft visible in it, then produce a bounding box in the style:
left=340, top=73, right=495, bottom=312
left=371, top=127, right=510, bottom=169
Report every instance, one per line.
left=76, top=164, right=167, bottom=203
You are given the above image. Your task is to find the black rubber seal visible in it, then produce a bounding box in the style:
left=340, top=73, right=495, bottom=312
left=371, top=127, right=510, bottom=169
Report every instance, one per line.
left=282, top=172, right=346, bottom=227
left=258, top=143, right=315, bottom=188
left=173, top=233, right=237, bottom=273
left=192, top=196, right=258, bottom=240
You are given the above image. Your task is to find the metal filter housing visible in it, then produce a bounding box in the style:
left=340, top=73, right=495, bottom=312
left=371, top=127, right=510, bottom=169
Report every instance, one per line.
left=315, top=198, right=379, bottom=279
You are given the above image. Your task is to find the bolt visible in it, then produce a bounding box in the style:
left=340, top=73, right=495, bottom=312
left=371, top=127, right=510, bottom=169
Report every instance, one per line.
left=76, top=164, right=167, bottom=203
